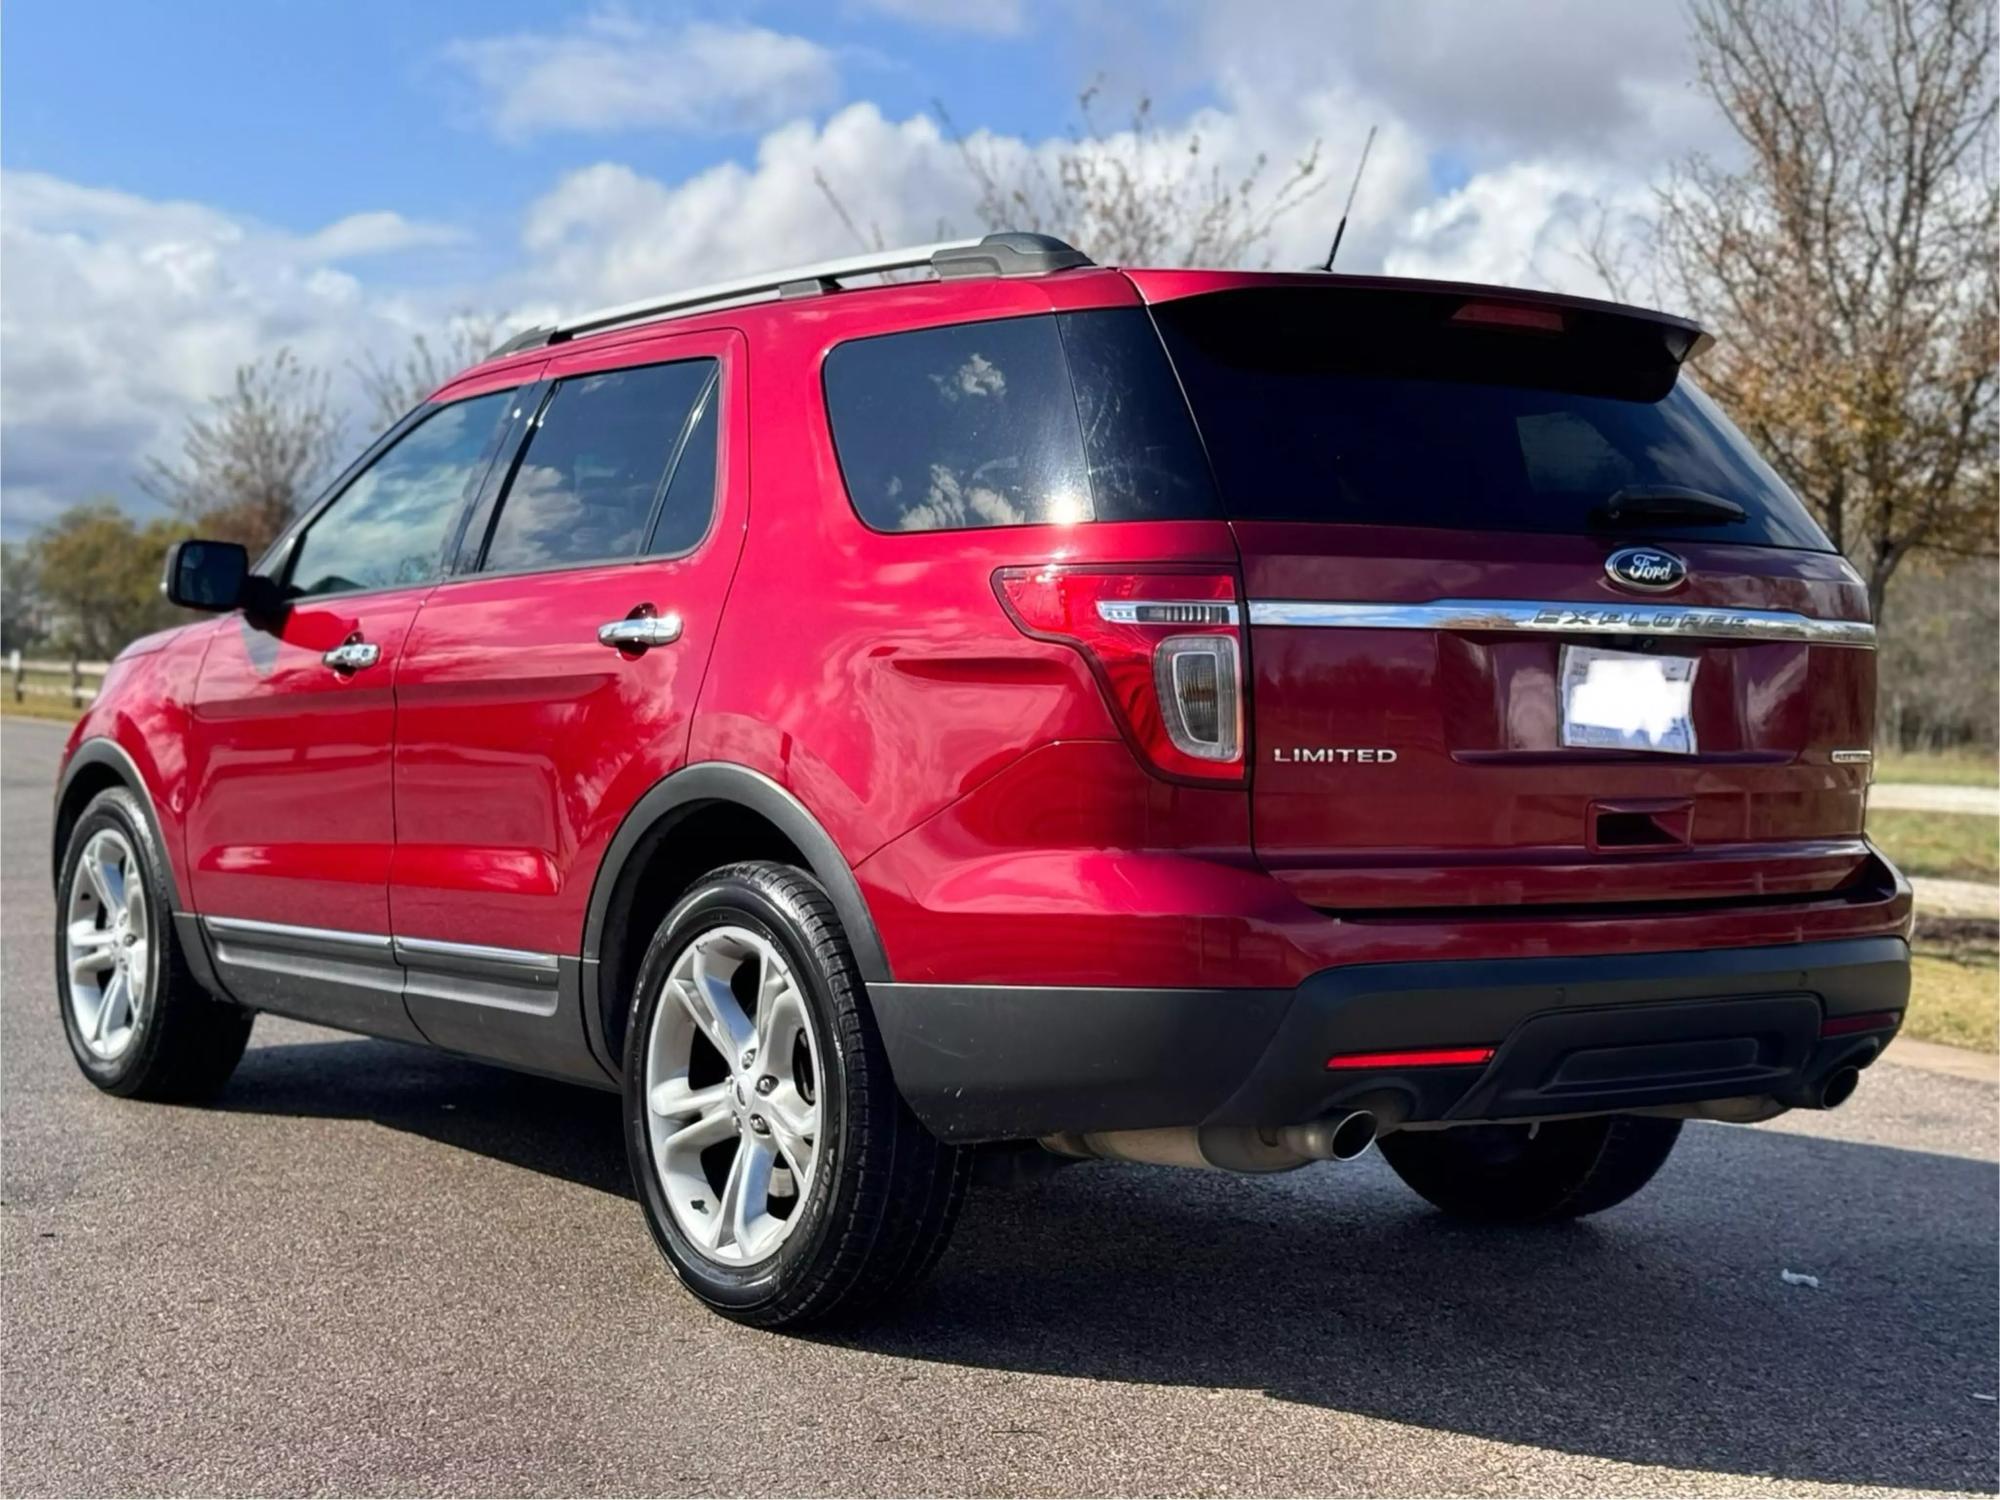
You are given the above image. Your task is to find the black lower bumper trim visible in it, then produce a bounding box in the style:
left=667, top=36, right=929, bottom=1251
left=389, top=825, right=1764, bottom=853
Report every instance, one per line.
left=869, top=983, right=1290, bottom=1142
left=872, top=936, right=1911, bottom=1143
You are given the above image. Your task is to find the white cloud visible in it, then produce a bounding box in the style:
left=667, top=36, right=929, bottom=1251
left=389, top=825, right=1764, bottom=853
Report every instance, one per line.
left=1185, top=0, right=1705, bottom=167
left=443, top=13, right=842, bottom=140
left=4, top=2, right=1735, bottom=538
left=1382, top=160, right=1646, bottom=297
left=0, top=173, right=478, bottom=534
left=848, top=0, right=1026, bottom=36
left=514, top=105, right=981, bottom=305
left=301, top=210, right=467, bottom=261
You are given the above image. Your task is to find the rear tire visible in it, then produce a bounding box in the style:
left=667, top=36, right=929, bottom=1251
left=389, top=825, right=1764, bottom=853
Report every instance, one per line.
left=54, top=787, right=253, bottom=1101
left=622, top=861, right=967, bottom=1327
left=1377, top=1114, right=1682, bottom=1223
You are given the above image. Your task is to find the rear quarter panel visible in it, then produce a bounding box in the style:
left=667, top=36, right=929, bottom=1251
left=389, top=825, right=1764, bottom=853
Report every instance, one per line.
left=688, top=270, right=1241, bottom=867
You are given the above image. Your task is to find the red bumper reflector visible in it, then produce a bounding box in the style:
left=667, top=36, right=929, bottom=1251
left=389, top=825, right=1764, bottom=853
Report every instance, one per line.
left=1326, top=1046, right=1496, bottom=1071
left=1820, top=1011, right=1902, bottom=1037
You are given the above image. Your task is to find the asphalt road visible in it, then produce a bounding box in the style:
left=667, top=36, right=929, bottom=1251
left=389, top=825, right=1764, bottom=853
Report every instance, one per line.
left=3, top=715, right=1996, bottom=1498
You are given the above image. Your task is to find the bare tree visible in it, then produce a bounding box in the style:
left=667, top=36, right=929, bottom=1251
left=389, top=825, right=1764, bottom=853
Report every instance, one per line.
left=353, top=316, right=502, bottom=432
left=820, top=84, right=1326, bottom=269
left=1877, top=552, right=2000, bottom=748
left=1647, top=0, right=1997, bottom=620
left=142, top=349, right=344, bottom=556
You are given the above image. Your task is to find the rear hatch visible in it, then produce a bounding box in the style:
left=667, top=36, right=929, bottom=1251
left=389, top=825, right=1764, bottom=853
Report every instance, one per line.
left=1136, top=274, right=1877, bottom=911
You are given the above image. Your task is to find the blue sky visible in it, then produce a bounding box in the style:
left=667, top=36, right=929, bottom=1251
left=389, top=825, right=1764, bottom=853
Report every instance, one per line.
left=0, top=1, right=1715, bottom=536
left=6, top=2, right=1123, bottom=252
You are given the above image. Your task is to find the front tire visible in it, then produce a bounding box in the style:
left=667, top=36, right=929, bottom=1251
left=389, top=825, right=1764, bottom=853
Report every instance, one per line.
left=54, top=787, right=253, bottom=1101
left=1377, top=1115, right=1683, bottom=1223
left=622, top=862, right=967, bottom=1327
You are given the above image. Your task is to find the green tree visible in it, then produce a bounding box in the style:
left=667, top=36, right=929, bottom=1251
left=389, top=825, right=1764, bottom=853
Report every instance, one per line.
left=1, top=541, right=47, bottom=655
left=29, top=503, right=192, bottom=659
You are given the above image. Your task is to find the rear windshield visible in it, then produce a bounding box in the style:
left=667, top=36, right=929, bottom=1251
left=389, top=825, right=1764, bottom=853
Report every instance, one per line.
left=1151, top=287, right=1832, bottom=551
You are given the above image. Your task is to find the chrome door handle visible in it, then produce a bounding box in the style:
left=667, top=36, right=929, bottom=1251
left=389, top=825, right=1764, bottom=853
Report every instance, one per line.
left=322, top=642, right=381, bottom=674
left=597, top=614, right=682, bottom=651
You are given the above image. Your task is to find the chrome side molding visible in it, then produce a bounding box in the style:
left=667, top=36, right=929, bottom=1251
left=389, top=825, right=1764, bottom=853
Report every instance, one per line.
left=203, top=916, right=560, bottom=995
left=393, top=934, right=560, bottom=975
left=203, top=915, right=392, bottom=953
left=1246, top=599, right=1876, bottom=647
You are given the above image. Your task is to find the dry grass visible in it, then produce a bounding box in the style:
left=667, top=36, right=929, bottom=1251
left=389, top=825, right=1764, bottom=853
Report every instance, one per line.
left=1876, top=747, right=2000, bottom=788
left=1904, top=951, right=1999, bottom=1052
left=1867, top=808, right=1999, bottom=882
left=0, top=698, right=83, bottom=725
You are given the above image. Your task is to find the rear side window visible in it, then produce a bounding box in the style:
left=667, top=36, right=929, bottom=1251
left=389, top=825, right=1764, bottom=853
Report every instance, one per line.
left=482, top=358, right=718, bottom=572
left=1151, top=287, right=1831, bottom=551
left=824, top=310, right=1217, bottom=533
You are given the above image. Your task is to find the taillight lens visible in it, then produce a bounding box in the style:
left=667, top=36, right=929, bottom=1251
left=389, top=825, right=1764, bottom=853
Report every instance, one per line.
left=994, top=567, right=1245, bottom=783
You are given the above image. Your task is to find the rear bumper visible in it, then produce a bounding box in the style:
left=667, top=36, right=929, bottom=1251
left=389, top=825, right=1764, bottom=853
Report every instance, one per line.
left=872, top=935, right=1910, bottom=1142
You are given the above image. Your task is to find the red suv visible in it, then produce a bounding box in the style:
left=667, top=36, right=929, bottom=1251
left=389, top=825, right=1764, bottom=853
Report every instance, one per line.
left=53, top=232, right=1910, bottom=1326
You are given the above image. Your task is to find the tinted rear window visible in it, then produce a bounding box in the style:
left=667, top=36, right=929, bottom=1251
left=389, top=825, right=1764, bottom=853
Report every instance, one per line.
left=1152, top=288, right=1831, bottom=551
left=482, top=358, right=717, bottom=572
left=824, top=310, right=1217, bottom=532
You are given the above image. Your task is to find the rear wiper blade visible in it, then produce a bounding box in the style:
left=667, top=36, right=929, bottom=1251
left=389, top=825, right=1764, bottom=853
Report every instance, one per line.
left=1590, top=485, right=1748, bottom=527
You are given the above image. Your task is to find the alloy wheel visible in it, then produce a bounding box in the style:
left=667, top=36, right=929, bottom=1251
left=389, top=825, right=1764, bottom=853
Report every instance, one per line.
left=65, top=828, right=150, bottom=1061
left=643, top=925, right=823, bottom=1265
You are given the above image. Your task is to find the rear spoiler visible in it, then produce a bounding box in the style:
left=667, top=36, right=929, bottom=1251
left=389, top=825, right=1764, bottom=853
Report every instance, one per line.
left=1125, top=268, right=1713, bottom=367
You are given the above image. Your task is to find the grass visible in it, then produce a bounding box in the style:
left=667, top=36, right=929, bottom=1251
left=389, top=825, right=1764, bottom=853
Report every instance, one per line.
left=1866, top=808, right=1999, bottom=882
left=1904, top=950, right=1999, bottom=1051
left=0, top=697, right=83, bottom=724
left=1875, top=747, right=2000, bottom=788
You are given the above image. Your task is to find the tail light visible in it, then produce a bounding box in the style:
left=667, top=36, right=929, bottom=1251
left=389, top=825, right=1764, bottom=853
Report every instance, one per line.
left=994, top=566, right=1245, bottom=783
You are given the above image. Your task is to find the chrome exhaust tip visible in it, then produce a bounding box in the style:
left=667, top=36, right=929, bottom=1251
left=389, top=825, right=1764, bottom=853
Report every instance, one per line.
left=1326, top=1109, right=1380, bottom=1160
left=1274, top=1109, right=1380, bottom=1162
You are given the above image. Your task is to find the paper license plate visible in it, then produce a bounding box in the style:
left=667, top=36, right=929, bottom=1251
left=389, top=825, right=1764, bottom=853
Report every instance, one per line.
left=1559, top=645, right=1698, bottom=754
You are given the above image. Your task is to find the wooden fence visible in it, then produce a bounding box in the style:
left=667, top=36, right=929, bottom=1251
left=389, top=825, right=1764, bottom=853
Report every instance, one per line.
left=8, top=652, right=109, bottom=709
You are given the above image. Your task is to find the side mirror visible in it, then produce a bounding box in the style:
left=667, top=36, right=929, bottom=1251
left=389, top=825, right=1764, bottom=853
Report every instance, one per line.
left=161, top=539, right=251, bottom=612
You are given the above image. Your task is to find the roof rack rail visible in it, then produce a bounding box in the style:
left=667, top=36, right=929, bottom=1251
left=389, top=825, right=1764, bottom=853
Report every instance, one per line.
left=487, top=324, right=558, bottom=359
left=522, top=231, right=1091, bottom=348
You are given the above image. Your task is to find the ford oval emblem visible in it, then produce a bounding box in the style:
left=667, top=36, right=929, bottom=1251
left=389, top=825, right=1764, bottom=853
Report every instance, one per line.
left=1605, top=547, right=1688, bottom=592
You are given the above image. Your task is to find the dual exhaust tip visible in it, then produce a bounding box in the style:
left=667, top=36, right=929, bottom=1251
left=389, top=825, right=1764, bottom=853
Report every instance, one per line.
left=1050, top=1066, right=1864, bottom=1174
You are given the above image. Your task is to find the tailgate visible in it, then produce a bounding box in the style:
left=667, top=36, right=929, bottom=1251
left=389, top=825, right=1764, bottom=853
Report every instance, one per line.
left=1240, top=524, right=1874, bottom=908
left=1138, top=275, right=1877, bottom=911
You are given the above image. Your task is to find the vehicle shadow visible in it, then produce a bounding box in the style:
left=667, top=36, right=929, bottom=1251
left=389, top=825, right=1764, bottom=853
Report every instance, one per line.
left=223, top=1032, right=1999, bottom=1494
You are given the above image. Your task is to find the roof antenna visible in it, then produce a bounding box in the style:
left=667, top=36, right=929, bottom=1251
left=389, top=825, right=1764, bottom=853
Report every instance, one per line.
left=1320, top=124, right=1378, bottom=272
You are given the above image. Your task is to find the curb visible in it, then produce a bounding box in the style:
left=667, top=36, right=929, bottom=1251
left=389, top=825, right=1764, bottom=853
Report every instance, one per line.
left=1883, top=1036, right=1997, bottom=1083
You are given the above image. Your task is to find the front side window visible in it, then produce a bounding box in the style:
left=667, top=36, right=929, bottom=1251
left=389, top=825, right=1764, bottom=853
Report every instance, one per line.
left=288, top=391, right=512, bottom=599
left=481, top=359, right=718, bottom=572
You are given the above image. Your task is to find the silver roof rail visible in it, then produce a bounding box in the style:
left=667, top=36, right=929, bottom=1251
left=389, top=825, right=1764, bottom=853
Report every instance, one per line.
left=518, top=232, right=1091, bottom=349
